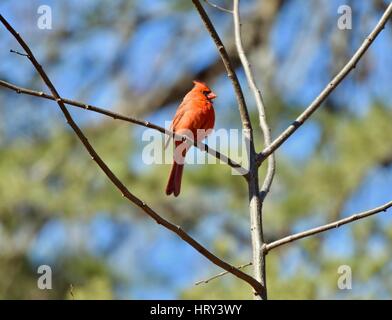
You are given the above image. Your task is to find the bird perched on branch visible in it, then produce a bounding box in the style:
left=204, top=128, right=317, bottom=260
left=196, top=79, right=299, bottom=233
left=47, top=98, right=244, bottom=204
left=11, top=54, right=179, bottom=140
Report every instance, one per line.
left=166, top=81, right=216, bottom=197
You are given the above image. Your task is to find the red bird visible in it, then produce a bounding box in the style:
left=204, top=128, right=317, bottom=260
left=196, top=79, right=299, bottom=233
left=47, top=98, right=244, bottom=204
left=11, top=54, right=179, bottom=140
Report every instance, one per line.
left=166, top=81, right=216, bottom=197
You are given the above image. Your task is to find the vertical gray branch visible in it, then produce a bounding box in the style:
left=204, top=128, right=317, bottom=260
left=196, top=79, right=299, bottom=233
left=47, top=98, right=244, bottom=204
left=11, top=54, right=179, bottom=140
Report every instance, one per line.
left=232, top=0, right=272, bottom=300
left=232, top=0, right=276, bottom=200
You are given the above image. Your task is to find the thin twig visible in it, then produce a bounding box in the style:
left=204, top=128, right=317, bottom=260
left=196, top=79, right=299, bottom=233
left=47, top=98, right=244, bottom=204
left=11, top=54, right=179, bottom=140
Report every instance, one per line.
left=266, top=200, right=392, bottom=252
left=0, top=79, right=247, bottom=175
left=232, top=0, right=275, bottom=199
left=10, top=49, right=28, bottom=57
left=194, top=200, right=392, bottom=283
left=69, top=284, right=75, bottom=300
left=0, top=14, right=263, bottom=296
left=203, top=0, right=233, bottom=14
left=195, top=262, right=252, bottom=285
left=256, top=3, right=392, bottom=166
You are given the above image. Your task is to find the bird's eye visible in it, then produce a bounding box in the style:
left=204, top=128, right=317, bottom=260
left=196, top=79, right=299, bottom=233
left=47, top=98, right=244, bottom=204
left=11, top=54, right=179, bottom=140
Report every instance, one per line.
left=203, top=90, right=210, bottom=95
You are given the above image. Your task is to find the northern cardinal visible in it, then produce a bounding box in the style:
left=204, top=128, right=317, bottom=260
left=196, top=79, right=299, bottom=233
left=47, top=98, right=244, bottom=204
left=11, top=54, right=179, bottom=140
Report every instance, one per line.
left=166, top=81, right=217, bottom=197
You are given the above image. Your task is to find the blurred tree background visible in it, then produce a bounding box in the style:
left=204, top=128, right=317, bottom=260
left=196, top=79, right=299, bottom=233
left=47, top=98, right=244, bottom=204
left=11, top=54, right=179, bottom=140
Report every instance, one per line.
left=0, top=0, right=391, bottom=299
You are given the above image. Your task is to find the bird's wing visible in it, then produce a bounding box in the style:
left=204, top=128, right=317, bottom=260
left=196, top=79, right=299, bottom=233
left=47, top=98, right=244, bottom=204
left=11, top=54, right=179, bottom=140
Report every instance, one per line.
left=164, top=99, right=190, bottom=149
left=171, top=99, right=193, bottom=130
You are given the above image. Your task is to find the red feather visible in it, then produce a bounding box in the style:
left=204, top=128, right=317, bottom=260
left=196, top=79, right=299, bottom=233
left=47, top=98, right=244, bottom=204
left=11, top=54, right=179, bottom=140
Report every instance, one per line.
left=166, top=81, right=216, bottom=197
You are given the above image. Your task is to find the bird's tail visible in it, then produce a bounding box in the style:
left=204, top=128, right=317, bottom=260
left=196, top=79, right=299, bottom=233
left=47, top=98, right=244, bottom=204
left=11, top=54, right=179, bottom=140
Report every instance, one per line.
left=165, top=162, right=184, bottom=197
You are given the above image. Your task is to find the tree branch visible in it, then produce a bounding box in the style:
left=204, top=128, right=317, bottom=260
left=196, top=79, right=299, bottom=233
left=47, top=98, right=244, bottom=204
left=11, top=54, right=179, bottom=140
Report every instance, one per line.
left=0, top=79, right=247, bottom=175
left=193, top=200, right=392, bottom=284
left=256, top=3, right=392, bottom=166
left=232, top=0, right=276, bottom=199
left=0, top=14, right=264, bottom=296
left=228, top=0, right=271, bottom=300
left=9, top=49, right=28, bottom=57
left=195, top=262, right=252, bottom=286
left=266, top=200, right=392, bottom=252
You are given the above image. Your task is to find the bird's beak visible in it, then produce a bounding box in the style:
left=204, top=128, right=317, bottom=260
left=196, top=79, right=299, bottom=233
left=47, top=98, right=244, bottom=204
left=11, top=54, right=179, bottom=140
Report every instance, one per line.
left=207, top=92, right=217, bottom=100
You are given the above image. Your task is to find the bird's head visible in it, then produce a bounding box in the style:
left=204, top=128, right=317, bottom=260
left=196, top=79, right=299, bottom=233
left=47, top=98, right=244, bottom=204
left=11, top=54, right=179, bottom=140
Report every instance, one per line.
left=192, top=80, right=217, bottom=100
